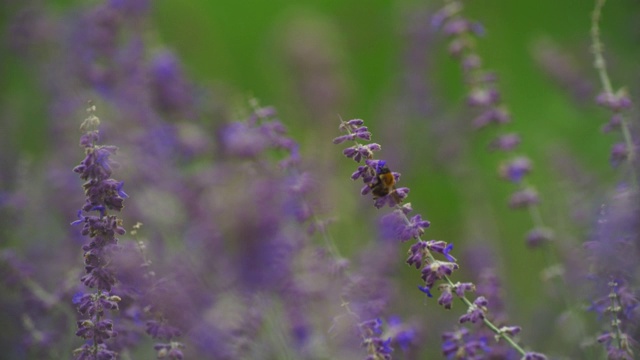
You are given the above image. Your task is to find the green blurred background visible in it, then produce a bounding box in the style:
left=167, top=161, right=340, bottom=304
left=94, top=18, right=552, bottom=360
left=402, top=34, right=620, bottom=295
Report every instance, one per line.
left=2, top=0, right=639, bottom=356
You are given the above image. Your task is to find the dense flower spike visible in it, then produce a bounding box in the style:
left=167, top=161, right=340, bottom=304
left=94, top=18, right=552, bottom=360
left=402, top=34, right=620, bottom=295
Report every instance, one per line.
left=335, top=118, right=544, bottom=358
left=72, top=105, right=126, bottom=360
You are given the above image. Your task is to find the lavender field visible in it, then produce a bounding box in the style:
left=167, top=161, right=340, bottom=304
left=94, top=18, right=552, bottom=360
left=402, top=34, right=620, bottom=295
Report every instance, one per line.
left=1, top=0, right=639, bottom=359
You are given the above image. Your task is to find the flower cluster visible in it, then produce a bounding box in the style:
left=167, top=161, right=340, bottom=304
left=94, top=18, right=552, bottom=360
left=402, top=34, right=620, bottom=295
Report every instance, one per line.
left=71, top=106, right=127, bottom=360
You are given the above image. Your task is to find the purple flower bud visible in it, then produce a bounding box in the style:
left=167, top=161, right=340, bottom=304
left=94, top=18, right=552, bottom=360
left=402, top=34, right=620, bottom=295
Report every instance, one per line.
left=470, top=21, right=485, bottom=36
left=499, top=157, right=532, bottom=183
left=74, top=343, right=117, bottom=360
left=395, top=187, right=410, bottom=200
left=609, top=142, right=628, bottom=167
left=442, top=328, right=490, bottom=358
left=418, top=285, right=433, bottom=297
left=447, top=38, right=467, bottom=58
left=343, top=146, right=358, bottom=159
left=488, top=133, right=521, bottom=151
left=332, top=134, right=354, bottom=144
left=459, top=305, right=485, bottom=324
left=508, top=188, right=539, bottom=209
left=601, top=113, right=623, bottom=133
left=346, top=118, right=364, bottom=126
left=356, top=131, right=372, bottom=141
left=407, top=241, right=427, bottom=268
left=438, top=284, right=454, bottom=309
left=365, top=143, right=382, bottom=153
left=365, top=159, right=386, bottom=172
left=352, top=165, right=374, bottom=181
left=595, top=90, right=632, bottom=112
left=473, top=107, right=511, bottom=128
left=462, top=54, right=482, bottom=72
left=443, top=18, right=469, bottom=36
left=467, top=88, right=500, bottom=107
left=500, top=326, right=521, bottom=336
left=425, top=240, right=457, bottom=262
left=454, top=282, right=476, bottom=297
left=473, top=296, right=488, bottom=307
left=400, top=203, right=413, bottom=214
left=526, top=227, right=554, bottom=248
left=399, top=214, right=431, bottom=241
left=421, top=261, right=459, bottom=289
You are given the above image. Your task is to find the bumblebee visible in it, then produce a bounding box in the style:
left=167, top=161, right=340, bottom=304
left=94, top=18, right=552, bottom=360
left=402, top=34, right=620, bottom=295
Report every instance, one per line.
left=369, top=165, right=402, bottom=203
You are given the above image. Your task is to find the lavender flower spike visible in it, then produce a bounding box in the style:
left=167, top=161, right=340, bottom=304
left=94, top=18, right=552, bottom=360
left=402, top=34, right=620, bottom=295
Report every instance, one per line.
left=72, top=104, right=127, bottom=360
left=591, top=0, right=638, bottom=189
left=335, top=118, right=545, bottom=358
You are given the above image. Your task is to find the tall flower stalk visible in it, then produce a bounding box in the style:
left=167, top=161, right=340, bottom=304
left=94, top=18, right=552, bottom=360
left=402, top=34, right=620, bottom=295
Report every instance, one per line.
left=431, top=6, right=585, bottom=354
left=71, top=105, right=128, bottom=360
left=334, top=118, right=546, bottom=359
left=590, top=0, right=638, bottom=190
left=587, top=1, right=639, bottom=358
left=432, top=0, right=554, bottom=249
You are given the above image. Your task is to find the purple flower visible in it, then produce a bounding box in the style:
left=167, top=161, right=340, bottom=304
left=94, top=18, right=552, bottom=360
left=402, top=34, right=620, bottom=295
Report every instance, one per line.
left=442, top=327, right=490, bottom=359
left=421, top=261, right=459, bottom=290
left=438, top=284, right=454, bottom=309
left=387, top=316, right=417, bottom=352
left=76, top=318, right=117, bottom=343
left=472, top=107, right=511, bottom=128
left=499, top=157, right=532, bottom=183
left=602, top=113, right=623, bottom=133
left=73, top=343, right=118, bottom=360
left=149, top=50, right=194, bottom=115
left=425, top=240, right=456, bottom=262
left=400, top=215, right=431, bottom=240
left=525, top=227, right=554, bottom=248
left=488, top=133, right=521, bottom=151
left=458, top=296, right=488, bottom=324
left=360, top=318, right=393, bottom=360
left=508, top=188, right=539, bottom=209
left=609, top=142, right=628, bottom=168
left=595, top=90, right=632, bottom=112
left=454, top=282, right=476, bottom=297
left=406, top=241, right=427, bottom=269
left=154, top=342, right=186, bottom=360
left=467, top=88, right=501, bottom=108
left=146, top=320, right=183, bottom=341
